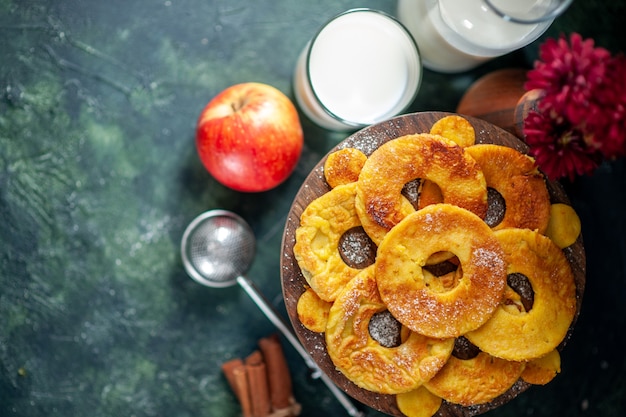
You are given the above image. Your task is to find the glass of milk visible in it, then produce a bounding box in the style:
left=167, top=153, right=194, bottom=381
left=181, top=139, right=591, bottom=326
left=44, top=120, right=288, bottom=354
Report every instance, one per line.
left=293, top=9, right=422, bottom=131
left=397, top=0, right=573, bottom=73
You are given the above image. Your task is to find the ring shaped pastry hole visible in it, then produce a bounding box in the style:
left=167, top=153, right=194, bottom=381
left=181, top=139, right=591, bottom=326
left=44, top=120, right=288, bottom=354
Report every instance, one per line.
left=401, top=178, right=421, bottom=209
left=368, top=310, right=403, bottom=348
left=338, top=226, right=377, bottom=269
left=484, top=187, right=506, bottom=228
left=423, top=257, right=459, bottom=276
left=452, top=336, right=481, bottom=360
left=423, top=256, right=462, bottom=294
left=505, top=272, right=535, bottom=313
left=402, top=178, right=446, bottom=211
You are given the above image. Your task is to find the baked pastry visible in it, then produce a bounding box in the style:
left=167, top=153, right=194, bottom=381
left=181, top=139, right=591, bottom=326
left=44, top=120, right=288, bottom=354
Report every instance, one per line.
left=356, top=134, right=488, bottom=231
left=414, top=179, right=458, bottom=265
left=423, top=351, right=525, bottom=406
left=376, top=204, right=507, bottom=338
left=521, top=349, right=561, bottom=385
left=545, top=203, right=582, bottom=248
left=429, top=114, right=476, bottom=148
left=465, top=228, right=577, bottom=361
left=293, top=182, right=363, bottom=301
left=396, top=386, right=442, bottom=417
left=325, top=266, right=454, bottom=394
left=323, top=147, right=368, bottom=188
left=421, top=116, right=475, bottom=212
left=296, top=287, right=332, bottom=333
left=355, top=192, right=414, bottom=246
left=465, top=144, right=550, bottom=233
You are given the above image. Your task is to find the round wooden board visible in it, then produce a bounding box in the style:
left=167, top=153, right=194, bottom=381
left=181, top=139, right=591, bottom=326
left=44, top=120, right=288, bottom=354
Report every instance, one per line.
left=280, top=111, right=586, bottom=417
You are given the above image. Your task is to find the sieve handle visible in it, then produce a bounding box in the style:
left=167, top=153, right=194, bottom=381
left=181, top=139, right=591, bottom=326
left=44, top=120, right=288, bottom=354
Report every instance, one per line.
left=236, top=275, right=364, bottom=417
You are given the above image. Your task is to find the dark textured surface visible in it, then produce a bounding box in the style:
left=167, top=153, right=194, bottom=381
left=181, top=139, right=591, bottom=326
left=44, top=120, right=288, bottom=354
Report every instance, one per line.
left=1, top=1, right=625, bottom=416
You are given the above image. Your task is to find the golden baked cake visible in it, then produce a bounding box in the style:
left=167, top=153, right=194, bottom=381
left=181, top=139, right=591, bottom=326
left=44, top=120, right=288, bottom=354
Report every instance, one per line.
left=325, top=266, right=454, bottom=394
left=323, top=147, right=367, bottom=188
left=356, top=133, right=488, bottom=231
left=424, top=351, right=525, bottom=406
left=296, top=287, right=332, bottom=333
left=355, top=192, right=414, bottom=246
left=465, top=228, right=577, bottom=361
left=521, top=349, right=561, bottom=385
left=545, top=203, right=582, bottom=248
left=375, top=204, right=507, bottom=338
left=429, top=114, right=476, bottom=148
left=293, top=182, right=363, bottom=302
left=396, top=386, right=442, bottom=417
left=465, top=144, right=551, bottom=233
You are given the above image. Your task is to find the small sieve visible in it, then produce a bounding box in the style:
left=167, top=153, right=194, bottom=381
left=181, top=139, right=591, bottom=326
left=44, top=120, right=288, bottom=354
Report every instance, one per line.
left=181, top=209, right=255, bottom=288
left=181, top=209, right=363, bottom=417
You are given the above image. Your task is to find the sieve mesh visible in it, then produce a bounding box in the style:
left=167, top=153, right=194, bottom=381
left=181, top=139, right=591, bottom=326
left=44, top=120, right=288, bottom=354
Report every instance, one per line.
left=182, top=211, right=256, bottom=287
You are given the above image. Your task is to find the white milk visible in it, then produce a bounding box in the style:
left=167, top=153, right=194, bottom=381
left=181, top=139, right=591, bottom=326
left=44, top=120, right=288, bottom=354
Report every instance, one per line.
left=397, top=0, right=554, bottom=73
left=294, top=10, right=421, bottom=131
left=397, top=0, right=487, bottom=72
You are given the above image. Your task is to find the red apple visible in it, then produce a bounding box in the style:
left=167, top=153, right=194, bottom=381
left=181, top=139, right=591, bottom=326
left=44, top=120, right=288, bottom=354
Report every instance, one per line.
left=196, top=82, right=304, bottom=192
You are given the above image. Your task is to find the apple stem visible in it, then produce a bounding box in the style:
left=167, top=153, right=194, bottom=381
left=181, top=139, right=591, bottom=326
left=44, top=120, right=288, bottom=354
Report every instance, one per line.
left=231, top=97, right=247, bottom=113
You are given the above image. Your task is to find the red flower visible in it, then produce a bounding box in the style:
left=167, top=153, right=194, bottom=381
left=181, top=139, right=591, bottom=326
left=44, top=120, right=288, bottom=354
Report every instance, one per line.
left=523, top=110, right=602, bottom=181
left=588, top=54, right=626, bottom=159
left=522, top=33, right=626, bottom=180
left=526, top=33, right=610, bottom=126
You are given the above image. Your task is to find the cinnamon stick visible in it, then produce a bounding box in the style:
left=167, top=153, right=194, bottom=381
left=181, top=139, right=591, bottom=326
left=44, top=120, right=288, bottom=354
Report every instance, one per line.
left=222, top=358, right=253, bottom=417
left=222, top=358, right=243, bottom=395
left=234, top=365, right=253, bottom=417
left=246, top=350, right=272, bottom=417
left=259, top=334, right=293, bottom=412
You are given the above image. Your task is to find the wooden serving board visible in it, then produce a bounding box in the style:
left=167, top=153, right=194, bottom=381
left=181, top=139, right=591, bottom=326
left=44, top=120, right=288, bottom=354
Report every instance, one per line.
left=280, top=112, right=586, bottom=417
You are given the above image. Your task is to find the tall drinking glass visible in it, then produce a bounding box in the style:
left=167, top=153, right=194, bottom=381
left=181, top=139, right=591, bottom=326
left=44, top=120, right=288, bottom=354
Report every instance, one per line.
left=397, top=0, right=573, bottom=73
left=293, top=9, right=422, bottom=131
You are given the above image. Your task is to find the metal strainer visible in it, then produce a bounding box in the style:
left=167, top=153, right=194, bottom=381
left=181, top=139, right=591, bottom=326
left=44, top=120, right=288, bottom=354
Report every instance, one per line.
left=181, top=209, right=363, bottom=417
left=181, top=209, right=255, bottom=288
